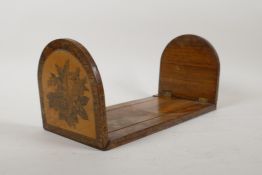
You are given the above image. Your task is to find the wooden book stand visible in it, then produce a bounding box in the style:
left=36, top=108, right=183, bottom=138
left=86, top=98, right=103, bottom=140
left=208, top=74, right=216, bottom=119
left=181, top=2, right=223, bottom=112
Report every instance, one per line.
left=38, top=34, right=220, bottom=150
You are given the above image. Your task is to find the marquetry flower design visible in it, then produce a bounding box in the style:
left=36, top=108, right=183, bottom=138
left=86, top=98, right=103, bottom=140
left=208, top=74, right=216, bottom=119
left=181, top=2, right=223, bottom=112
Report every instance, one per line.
left=47, top=60, right=89, bottom=128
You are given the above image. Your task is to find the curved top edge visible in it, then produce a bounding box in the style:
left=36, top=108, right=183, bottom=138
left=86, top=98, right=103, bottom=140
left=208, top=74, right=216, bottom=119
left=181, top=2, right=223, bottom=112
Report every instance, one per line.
left=39, top=38, right=104, bottom=86
left=161, top=34, right=220, bottom=67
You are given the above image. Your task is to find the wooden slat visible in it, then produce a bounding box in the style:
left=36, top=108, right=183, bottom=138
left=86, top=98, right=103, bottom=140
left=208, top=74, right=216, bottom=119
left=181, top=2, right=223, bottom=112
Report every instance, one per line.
left=106, top=96, right=214, bottom=149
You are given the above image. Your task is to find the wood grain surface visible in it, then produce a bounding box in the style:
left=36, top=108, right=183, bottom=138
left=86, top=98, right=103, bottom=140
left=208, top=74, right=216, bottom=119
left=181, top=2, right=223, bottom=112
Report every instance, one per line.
left=38, top=34, right=220, bottom=150
left=159, top=34, right=220, bottom=104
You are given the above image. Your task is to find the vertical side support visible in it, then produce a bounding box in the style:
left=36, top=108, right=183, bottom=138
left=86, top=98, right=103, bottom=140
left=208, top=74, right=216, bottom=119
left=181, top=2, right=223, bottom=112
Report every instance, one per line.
left=159, top=34, right=220, bottom=105
left=38, top=39, right=108, bottom=149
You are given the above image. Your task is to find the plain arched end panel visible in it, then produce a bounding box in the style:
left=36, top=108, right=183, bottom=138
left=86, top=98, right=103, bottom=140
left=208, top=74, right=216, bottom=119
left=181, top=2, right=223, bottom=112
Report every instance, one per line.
left=38, top=35, right=220, bottom=150
left=38, top=39, right=108, bottom=149
left=159, top=34, right=220, bottom=105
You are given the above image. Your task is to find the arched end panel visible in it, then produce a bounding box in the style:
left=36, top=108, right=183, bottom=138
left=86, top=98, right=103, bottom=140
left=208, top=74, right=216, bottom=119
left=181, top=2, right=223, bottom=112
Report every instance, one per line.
left=38, top=39, right=108, bottom=149
left=159, top=35, right=220, bottom=104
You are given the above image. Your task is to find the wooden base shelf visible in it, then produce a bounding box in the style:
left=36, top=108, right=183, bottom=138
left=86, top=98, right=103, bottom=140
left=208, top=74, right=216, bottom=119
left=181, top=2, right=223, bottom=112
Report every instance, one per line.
left=106, top=96, right=215, bottom=149
left=38, top=34, right=220, bottom=150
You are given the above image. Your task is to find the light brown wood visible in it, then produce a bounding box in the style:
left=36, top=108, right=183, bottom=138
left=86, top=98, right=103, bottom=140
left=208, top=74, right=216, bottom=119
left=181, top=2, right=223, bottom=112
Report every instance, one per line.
left=38, top=39, right=108, bottom=149
left=41, top=49, right=97, bottom=139
left=38, top=34, right=220, bottom=150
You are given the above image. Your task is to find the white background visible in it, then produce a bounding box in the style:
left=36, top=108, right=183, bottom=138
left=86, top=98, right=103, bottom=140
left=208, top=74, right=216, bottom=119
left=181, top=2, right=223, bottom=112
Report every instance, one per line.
left=0, top=0, right=262, bottom=174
